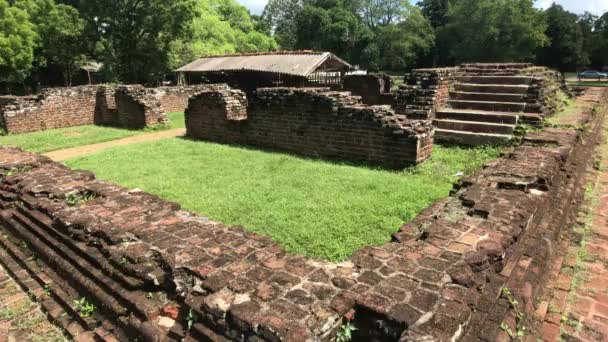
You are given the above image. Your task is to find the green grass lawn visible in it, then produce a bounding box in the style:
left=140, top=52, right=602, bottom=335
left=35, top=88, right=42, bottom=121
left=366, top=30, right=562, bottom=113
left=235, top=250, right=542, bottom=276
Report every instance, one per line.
left=66, top=139, right=501, bottom=261
left=567, top=81, right=608, bottom=87
left=0, top=112, right=185, bottom=153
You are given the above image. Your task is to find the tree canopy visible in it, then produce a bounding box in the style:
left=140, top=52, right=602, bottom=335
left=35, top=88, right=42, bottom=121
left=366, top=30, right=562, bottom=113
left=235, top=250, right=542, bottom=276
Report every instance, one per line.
left=2, top=0, right=608, bottom=88
left=0, top=0, right=37, bottom=81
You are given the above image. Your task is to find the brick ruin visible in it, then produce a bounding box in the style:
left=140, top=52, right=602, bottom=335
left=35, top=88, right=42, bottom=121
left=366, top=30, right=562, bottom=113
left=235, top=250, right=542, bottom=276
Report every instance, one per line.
left=185, top=87, right=434, bottom=167
left=0, top=87, right=604, bottom=341
left=0, top=85, right=225, bottom=134
left=342, top=74, right=394, bottom=106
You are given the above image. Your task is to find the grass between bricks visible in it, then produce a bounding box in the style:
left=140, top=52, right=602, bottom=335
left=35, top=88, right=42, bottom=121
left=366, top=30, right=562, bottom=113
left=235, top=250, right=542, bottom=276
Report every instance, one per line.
left=65, top=139, right=501, bottom=261
left=0, top=111, right=185, bottom=153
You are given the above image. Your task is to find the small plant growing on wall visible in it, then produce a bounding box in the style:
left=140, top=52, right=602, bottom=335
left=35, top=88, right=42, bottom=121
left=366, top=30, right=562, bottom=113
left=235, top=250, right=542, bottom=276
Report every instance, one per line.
left=66, top=190, right=99, bottom=206
left=73, top=297, right=96, bottom=317
left=334, top=322, right=357, bottom=342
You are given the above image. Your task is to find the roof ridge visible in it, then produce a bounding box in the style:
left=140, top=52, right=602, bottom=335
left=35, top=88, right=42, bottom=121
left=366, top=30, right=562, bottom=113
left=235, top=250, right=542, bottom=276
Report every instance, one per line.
left=198, top=50, right=327, bottom=58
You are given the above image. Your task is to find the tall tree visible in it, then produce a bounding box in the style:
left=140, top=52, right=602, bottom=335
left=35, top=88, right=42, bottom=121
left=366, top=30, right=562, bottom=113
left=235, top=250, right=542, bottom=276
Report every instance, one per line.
left=591, top=12, right=608, bottom=69
left=537, top=4, right=587, bottom=71
left=294, top=0, right=374, bottom=65
left=416, top=0, right=451, bottom=28
left=0, top=0, right=37, bottom=81
left=375, top=4, right=435, bottom=70
left=359, top=0, right=407, bottom=28
left=438, top=0, right=548, bottom=64
left=262, top=0, right=305, bottom=49
left=78, top=0, right=196, bottom=84
left=170, top=0, right=277, bottom=70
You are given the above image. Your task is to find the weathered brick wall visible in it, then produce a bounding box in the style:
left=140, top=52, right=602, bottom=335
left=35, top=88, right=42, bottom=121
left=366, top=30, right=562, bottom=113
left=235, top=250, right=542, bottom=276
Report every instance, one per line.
left=0, top=86, right=99, bottom=134
left=521, top=67, right=569, bottom=117
left=149, top=84, right=229, bottom=113
left=343, top=74, right=394, bottom=105
left=94, top=85, right=118, bottom=126
left=186, top=87, right=435, bottom=167
left=0, top=85, right=224, bottom=134
left=0, top=89, right=602, bottom=341
left=394, top=67, right=458, bottom=119
left=114, top=86, right=168, bottom=129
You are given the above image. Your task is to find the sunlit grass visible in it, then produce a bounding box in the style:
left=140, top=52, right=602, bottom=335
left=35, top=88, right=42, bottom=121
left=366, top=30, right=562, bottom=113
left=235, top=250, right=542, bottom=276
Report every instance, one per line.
left=0, top=112, right=184, bottom=153
left=66, top=139, right=501, bottom=261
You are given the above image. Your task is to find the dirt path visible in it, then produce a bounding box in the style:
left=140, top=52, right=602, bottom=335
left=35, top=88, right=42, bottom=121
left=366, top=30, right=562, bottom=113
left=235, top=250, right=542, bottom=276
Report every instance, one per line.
left=43, top=128, right=186, bottom=161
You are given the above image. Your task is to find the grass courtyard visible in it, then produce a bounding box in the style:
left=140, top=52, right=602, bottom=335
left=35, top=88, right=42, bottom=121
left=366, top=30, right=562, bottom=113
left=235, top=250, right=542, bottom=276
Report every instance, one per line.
left=0, top=112, right=185, bottom=153
left=65, top=139, right=501, bottom=261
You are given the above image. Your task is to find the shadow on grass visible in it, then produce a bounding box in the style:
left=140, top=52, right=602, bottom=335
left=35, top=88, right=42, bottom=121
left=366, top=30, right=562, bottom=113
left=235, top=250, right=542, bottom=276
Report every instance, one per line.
left=177, top=135, right=505, bottom=173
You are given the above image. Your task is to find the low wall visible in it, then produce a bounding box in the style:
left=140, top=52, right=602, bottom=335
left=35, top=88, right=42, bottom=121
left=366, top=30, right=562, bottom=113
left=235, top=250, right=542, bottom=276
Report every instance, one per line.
left=0, top=85, right=221, bottom=134
left=114, top=86, right=167, bottom=129
left=0, top=89, right=602, bottom=341
left=0, top=86, right=99, bottom=134
left=150, top=85, right=229, bottom=113
left=186, top=87, right=434, bottom=167
left=343, top=74, right=394, bottom=106
left=394, top=68, right=458, bottom=119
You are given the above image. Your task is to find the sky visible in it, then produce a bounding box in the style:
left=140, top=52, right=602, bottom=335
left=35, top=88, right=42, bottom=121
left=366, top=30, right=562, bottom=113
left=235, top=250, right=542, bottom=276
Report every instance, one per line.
left=237, top=0, right=608, bottom=16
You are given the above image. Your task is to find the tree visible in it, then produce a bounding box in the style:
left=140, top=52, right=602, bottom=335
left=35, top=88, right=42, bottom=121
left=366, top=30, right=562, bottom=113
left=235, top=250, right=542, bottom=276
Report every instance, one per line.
left=438, top=0, right=548, bottom=64
left=375, top=4, right=435, bottom=70
left=416, top=0, right=451, bottom=28
left=262, top=0, right=306, bottom=49
left=0, top=0, right=37, bottom=81
left=169, top=0, right=277, bottom=70
left=294, top=0, right=374, bottom=66
left=78, top=0, right=196, bottom=84
left=591, top=12, right=608, bottom=69
left=359, top=0, right=408, bottom=29
left=537, top=4, right=587, bottom=71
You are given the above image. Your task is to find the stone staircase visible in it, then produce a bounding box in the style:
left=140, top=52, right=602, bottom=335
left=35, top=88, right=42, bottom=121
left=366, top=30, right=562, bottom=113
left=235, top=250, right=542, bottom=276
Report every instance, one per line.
left=434, top=64, right=543, bottom=145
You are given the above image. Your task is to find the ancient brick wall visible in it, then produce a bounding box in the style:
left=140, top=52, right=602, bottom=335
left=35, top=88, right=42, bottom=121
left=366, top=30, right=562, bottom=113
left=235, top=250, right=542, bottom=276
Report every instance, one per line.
left=186, top=87, right=434, bottom=167
left=0, top=89, right=602, bottom=341
left=149, top=84, right=229, bottom=113
left=394, top=68, right=458, bottom=119
left=0, top=86, right=99, bottom=134
left=94, top=85, right=118, bottom=126
left=0, top=85, right=224, bottom=134
left=114, top=86, right=168, bottom=129
left=343, top=74, right=394, bottom=106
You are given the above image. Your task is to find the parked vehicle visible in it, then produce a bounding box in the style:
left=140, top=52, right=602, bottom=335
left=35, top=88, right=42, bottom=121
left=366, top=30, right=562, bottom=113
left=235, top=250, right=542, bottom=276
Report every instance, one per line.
left=577, top=70, right=608, bottom=79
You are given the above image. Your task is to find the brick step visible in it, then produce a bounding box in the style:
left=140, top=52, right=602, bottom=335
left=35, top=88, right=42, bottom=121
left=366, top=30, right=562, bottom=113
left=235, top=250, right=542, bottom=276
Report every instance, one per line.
left=3, top=210, right=163, bottom=322
left=434, top=129, right=513, bottom=145
left=461, top=63, right=533, bottom=69
left=455, top=83, right=530, bottom=94
left=449, top=91, right=527, bottom=103
left=448, top=99, right=529, bottom=113
left=436, top=109, right=519, bottom=124
left=0, top=236, right=104, bottom=341
left=16, top=204, right=153, bottom=291
left=456, top=76, right=534, bottom=85
left=0, top=210, right=174, bottom=340
left=433, top=119, right=516, bottom=135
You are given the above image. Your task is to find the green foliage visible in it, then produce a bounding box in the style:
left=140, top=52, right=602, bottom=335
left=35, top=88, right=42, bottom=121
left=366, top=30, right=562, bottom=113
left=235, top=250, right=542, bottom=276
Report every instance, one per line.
left=537, top=4, right=588, bottom=71
left=0, top=111, right=185, bottom=153
left=262, top=0, right=304, bottom=49
left=73, top=297, right=95, bottom=317
left=186, top=308, right=197, bottom=331
left=78, top=0, right=196, bottom=84
left=66, top=140, right=501, bottom=261
left=169, top=0, right=277, bottom=69
left=65, top=191, right=98, bottom=206
left=375, top=4, right=435, bottom=70
left=0, top=0, right=37, bottom=80
left=438, top=0, right=548, bottom=63
left=334, top=322, right=357, bottom=342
